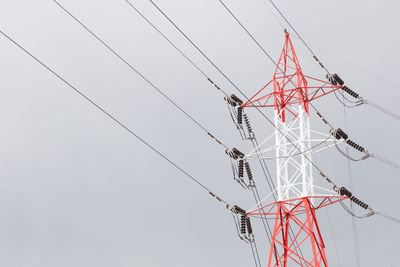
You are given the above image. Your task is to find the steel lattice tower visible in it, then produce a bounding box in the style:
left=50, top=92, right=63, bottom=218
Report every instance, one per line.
left=242, top=32, right=345, bottom=266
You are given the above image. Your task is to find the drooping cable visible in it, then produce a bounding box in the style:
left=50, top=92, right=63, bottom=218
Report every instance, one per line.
left=324, top=210, right=344, bottom=267
left=250, top=237, right=262, bottom=267
left=333, top=90, right=361, bottom=108
left=371, top=154, right=400, bottom=171
left=361, top=98, right=400, bottom=121
left=342, top=201, right=400, bottom=225
left=0, top=29, right=231, bottom=208
left=342, top=94, right=361, bottom=267
left=334, top=186, right=400, bottom=225
left=339, top=201, right=374, bottom=219
left=331, top=128, right=400, bottom=171
left=374, top=210, right=400, bottom=224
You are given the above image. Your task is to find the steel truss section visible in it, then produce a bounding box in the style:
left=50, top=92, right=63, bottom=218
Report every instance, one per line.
left=247, top=196, right=347, bottom=267
left=241, top=32, right=342, bottom=266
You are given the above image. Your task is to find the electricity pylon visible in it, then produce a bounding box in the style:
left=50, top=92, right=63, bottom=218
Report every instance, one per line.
left=242, top=31, right=345, bottom=266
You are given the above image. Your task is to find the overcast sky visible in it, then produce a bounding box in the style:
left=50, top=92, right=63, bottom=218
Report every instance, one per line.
left=0, top=0, right=399, bottom=266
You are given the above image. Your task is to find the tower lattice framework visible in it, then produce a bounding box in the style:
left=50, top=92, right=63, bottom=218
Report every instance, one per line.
left=242, top=32, right=345, bottom=266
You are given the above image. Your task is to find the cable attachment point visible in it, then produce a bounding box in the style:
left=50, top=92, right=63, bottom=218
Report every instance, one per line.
left=341, top=85, right=360, bottom=99
left=237, top=106, right=243, bottom=124
left=240, top=215, right=246, bottom=234
left=326, top=73, right=344, bottom=86
left=334, top=186, right=369, bottom=210
left=346, top=139, right=365, bottom=153
left=224, top=96, right=253, bottom=141
left=243, top=113, right=254, bottom=135
left=244, top=161, right=255, bottom=187
left=226, top=148, right=251, bottom=189
left=246, top=216, right=253, bottom=235
left=330, top=128, right=348, bottom=140
left=235, top=214, right=254, bottom=242
left=233, top=205, right=247, bottom=215
left=224, top=94, right=243, bottom=107
left=238, top=160, right=244, bottom=178
left=225, top=148, right=245, bottom=159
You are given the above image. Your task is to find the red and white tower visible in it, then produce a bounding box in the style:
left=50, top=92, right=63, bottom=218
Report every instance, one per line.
left=242, top=32, right=346, bottom=266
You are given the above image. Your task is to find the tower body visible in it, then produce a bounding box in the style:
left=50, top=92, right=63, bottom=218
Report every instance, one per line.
left=272, top=34, right=313, bottom=201
left=243, top=32, right=343, bottom=266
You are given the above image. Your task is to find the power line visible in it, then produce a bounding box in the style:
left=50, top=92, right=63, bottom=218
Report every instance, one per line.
left=342, top=93, right=361, bottom=267
left=125, top=0, right=277, bottom=223
left=0, top=28, right=230, bottom=208
left=371, top=153, right=400, bottom=171
left=324, top=210, right=343, bottom=267
left=52, top=0, right=228, bottom=151
left=123, top=0, right=300, bottom=261
left=374, top=210, right=400, bottom=224
left=122, top=0, right=284, bottom=209
left=123, top=0, right=279, bottom=202
left=361, top=98, right=400, bottom=121
left=51, top=4, right=285, bottom=259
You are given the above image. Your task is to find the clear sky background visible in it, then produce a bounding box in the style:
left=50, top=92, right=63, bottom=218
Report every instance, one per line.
left=0, top=0, right=399, bottom=266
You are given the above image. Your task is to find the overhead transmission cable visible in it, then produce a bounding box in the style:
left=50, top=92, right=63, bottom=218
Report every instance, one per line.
left=52, top=0, right=230, bottom=152
left=0, top=29, right=231, bottom=209
left=54, top=0, right=272, bottom=228
left=342, top=90, right=361, bottom=267
left=53, top=2, right=271, bottom=264
left=121, top=0, right=302, bottom=262
left=123, top=0, right=277, bottom=207
left=123, top=0, right=280, bottom=209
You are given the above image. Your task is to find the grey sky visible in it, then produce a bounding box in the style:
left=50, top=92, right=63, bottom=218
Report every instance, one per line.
left=0, top=0, right=399, bottom=266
